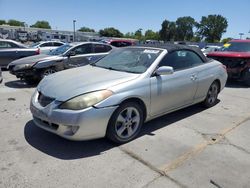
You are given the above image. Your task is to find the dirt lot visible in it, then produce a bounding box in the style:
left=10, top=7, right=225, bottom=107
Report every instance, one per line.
left=0, top=70, right=250, bottom=188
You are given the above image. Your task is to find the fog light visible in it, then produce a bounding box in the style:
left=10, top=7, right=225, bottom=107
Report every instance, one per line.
left=71, top=126, right=79, bottom=134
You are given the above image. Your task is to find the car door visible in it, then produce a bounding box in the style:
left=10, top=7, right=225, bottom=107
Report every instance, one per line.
left=63, top=43, right=93, bottom=68
left=150, top=50, right=199, bottom=117
left=0, top=41, right=20, bottom=67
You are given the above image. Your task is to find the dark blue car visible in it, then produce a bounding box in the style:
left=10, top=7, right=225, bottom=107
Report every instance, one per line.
left=0, top=39, right=40, bottom=68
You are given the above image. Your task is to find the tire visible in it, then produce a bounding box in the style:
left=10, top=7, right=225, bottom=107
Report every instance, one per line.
left=24, top=77, right=38, bottom=85
left=243, top=69, right=250, bottom=86
left=40, top=67, right=57, bottom=79
left=106, top=102, right=144, bottom=144
left=203, top=81, right=219, bottom=108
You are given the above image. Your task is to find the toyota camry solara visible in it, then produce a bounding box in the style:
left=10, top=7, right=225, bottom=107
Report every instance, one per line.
left=30, top=44, right=228, bottom=143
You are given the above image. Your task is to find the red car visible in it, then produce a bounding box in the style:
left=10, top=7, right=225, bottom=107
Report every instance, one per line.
left=207, top=40, right=250, bottom=86
left=105, top=39, right=136, bottom=47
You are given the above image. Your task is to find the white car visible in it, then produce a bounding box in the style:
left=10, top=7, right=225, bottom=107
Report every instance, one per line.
left=30, top=41, right=64, bottom=54
left=201, top=46, right=221, bottom=56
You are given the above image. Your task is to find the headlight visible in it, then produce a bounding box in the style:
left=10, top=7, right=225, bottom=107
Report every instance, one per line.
left=13, top=63, right=34, bottom=71
left=59, top=90, right=113, bottom=110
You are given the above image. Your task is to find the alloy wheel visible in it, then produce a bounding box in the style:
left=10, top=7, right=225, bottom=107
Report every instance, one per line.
left=115, top=107, right=140, bottom=139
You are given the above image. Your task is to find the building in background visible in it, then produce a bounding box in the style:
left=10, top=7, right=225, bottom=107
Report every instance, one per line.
left=0, top=25, right=99, bottom=43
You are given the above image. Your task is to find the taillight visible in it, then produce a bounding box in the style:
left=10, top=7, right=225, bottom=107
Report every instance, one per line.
left=36, top=48, right=40, bottom=55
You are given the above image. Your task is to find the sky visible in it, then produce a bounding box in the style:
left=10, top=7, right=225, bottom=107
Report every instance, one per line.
left=0, top=0, right=250, bottom=39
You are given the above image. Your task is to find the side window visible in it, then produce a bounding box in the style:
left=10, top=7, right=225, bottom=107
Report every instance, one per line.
left=185, top=51, right=204, bottom=66
left=158, top=50, right=194, bottom=71
left=73, top=44, right=92, bottom=55
left=105, top=45, right=112, bottom=52
left=53, top=42, right=63, bottom=47
left=40, top=42, right=53, bottom=47
left=9, top=42, right=19, bottom=48
left=0, top=41, right=12, bottom=48
left=94, top=44, right=111, bottom=53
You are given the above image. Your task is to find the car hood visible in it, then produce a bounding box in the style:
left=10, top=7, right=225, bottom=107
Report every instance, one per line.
left=207, top=51, right=250, bottom=58
left=9, top=54, right=62, bottom=65
left=38, top=65, right=139, bottom=101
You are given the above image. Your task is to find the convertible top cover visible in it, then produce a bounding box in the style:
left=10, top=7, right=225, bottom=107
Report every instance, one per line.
left=137, top=44, right=208, bottom=62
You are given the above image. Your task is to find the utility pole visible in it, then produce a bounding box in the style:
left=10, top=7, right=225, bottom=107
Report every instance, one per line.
left=239, top=33, right=244, bottom=39
left=73, top=20, right=76, bottom=42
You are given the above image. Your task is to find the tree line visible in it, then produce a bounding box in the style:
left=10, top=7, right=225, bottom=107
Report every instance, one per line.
left=0, top=19, right=51, bottom=29
left=82, top=14, right=228, bottom=43
left=0, top=14, right=228, bottom=43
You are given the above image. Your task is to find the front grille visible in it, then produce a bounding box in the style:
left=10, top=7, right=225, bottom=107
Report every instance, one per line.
left=209, top=56, right=247, bottom=68
left=38, top=92, right=55, bottom=107
left=8, top=65, right=15, bottom=72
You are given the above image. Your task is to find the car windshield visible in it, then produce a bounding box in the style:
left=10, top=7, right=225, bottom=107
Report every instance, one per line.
left=93, top=48, right=162, bottom=74
left=220, top=42, right=250, bottom=52
left=48, top=44, right=72, bottom=56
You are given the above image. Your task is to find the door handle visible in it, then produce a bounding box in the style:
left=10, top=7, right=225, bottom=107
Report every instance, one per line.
left=190, top=74, right=197, bottom=81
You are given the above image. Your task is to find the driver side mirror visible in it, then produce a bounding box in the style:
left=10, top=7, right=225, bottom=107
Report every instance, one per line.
left=67, top=51, right=76, bottom=57
left=155, top=66, right=174, bottom=76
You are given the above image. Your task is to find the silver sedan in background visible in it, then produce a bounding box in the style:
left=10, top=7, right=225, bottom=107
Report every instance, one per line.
left=30, top=45, right=227, bottom=143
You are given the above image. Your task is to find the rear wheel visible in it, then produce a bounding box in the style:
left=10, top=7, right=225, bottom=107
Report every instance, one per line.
left=106, top=102, right=143, bottom=144
left=203, top=81, right=219, bottom=108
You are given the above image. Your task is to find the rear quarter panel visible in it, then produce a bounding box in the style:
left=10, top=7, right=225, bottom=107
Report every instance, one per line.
left=194, top=60, right=227, bottom=102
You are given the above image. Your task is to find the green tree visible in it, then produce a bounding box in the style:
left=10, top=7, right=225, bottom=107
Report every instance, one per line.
left=221, top=37, right=232, bottom=44
left=197, top=14, right=228, bottom=43
left=134, top=28, right=143, bottom=40
left=124, top=32, right=135, bottom=39
left=99, top=27, right=123, bottom=37
left=144, top=30, right=160, bottom=40
left=176, top=16, right=196, bottom=41
left=0, top=20, right=6, bottom=25
left=78, top=27, right=95, bottom=32
left=8, top=19, right=24, bottom=26
left=159, top=20, right=176, bottom=41
left=30, top=21, right=51, bottom=29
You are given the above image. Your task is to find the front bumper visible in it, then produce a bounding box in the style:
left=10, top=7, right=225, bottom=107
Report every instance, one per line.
left=9, top=65, right=39, bottom=79
left=30, top=91, right=118, bottom=141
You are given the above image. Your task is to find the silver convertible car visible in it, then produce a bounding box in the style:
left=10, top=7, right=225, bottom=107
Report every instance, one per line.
left=30, top=44, right=227, bottom=143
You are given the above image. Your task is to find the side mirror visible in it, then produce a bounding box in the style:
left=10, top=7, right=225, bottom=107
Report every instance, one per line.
left=155, top=66, right=174, bottom=76
left=67, top=51, right=76, bottom=57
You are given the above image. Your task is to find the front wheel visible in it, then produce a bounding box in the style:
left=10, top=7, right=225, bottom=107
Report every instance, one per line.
left=242, top=69, right=250, bottom=86
left=203, top=81, right=219, bottom=108
left=106, top=102, right=143, bottom=144
left=23, top=77, right=38, bottom=85
left=40, top=67, right=57, bottom=79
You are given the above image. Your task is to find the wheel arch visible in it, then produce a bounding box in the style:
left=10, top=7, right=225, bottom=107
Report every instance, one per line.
left=119, top=97, right=147, bottom=122
left=214, top=79, right=221, bottom=93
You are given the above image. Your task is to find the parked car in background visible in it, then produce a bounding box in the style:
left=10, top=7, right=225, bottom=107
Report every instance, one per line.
left=0, top=39, right=39, bottom=68
left=201, top=45, right=221, bottom=56
left=9, top=42, right=114, bottom=84
left=207, top=40, right=250, bottom=86
left=29, top=41, right=64, bottom=54
left=0, top=68, right=2, bottom=83
left=104, top=39, right=136, bottom=47
left=30, top=44, right=227, bottom=143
